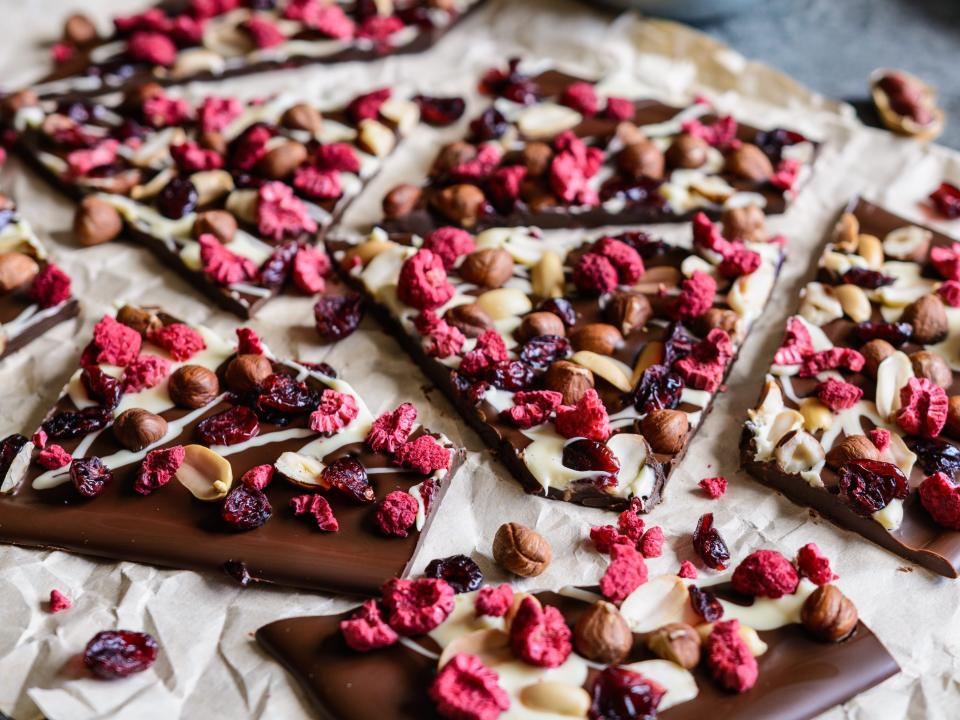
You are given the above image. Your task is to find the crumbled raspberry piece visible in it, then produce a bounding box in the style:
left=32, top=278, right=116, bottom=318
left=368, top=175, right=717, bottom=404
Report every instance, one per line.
left=774, top=317, right=814, bottom=365
left=706, top=619, right=758, bottom=693
left=550, top=139, right=602, bottom=206
left=669, top=270, right=717, bottom=321
left=127, top=31, right=177, bottom=66
left=51, top=42, right=75, bottom=64
left=475, top=584, right=514, bottom=618
left=66, top=138, right=119, bottom=177
left=375, top=490, right=419, bottom=537
left=236, top=327, right=264, bottom=355
left=115, top=8, right=171, bottom=33
left=290, top=493, right=339, bottom=531
left=799, top=347, right=865, bottom=378
left=423, top=320, right=466, bottom=359
left=559, top=81, right=598, bottom=116
left=198, top=233, right=257, bottom=285
left=600, top=544, right=649, bottom=603
left=770, top=158, right=802, bottom=191
left=590, top=525, right=633, bottom=554
left=603, top=96, right=635, bottom=121
left=356, top=15, right=404, bottom=43
left=120, top=354, right=170, bottom=393
left=451, top=145, right=502, bottom=181
left=48, top=589, right=72, bottom=613
left=170, top=141, right=222, bottom=172
left=897, top=377, right=948, bottom=437
left=938, top=280, right=960, bottom=307
left=292, top=246, right=331, bottom=294
left=147, top=323, right=206, bottom=361
left=931, top=243, right=960, bottom=281
left=142, top=93, right=190, bottom=128
left=795, top=543, right=837, bottom=585
left=198, top=96, right=242, bottom=133
left=692, top=212, right=727, bottom=253
left=170, top=14, right=205, bottom=44
left=257, top=181, right=318, bottom=241
left=919, top=472, right=960, bottom=530
left=240, top=464, right=273, bottom=490
left=397, top=249, right=455, bottom=310
left=731, top=549, right=799, bottom=598
left=459, top=330, right=508, bottom=377
left=300, top=4, right=355, bottom=38
left=37, top=444, right=71, bottom=470
left=678, top=560, right=698, bottom=579
left=315, top=142, right=360, bottom=173
left=501, top=390, right=563, bottom=429
left=699, top=476, right=727, bottom=499
left=91, top=315, right=142, bottom=366
left=868, top=428, right=891, bottom=454
left=817, top=377, right=864, bottom=412
left=367, top=403, right=418, bottom=453
left=134, top=446, right=185, bottom=495
left=340, top=599, right=398, bottom=652
left=231, top=125, right=272, bottom=171
left=509, top=596, right=572, bottom=668
left=595, top=236, right=644, bottom=284
left=429, top=653, right=510, bottom=720
left=189, top=0, right=239, bottom=19
left=394, top=435, right=451, bottom=475
left=29, top=263, right=72, bottom=308
left=617, top=497, right=646, bottom=544
left=382, top=577, right=455, bottom=635
left=244, top=16, right=285, bottom=48
left=717, top=244, right=761, bottom=277
left=487, top=165, right=527, bottom=210
left=31, top=429, right=48, bottom=450
left=640, top=526, right=664, bottom=558
left=309, top=389, right=359, bottom=434
left=673, top=328, right=733, bottom=392
left=682, top=115, right=738, bottom=148
left=554, top=388, right=611, bottom=441
left=414, top=310, right=442, bottom=335
left=347, top=88, right=391, bottom=123
left=293, top=165, right=342, bottom=200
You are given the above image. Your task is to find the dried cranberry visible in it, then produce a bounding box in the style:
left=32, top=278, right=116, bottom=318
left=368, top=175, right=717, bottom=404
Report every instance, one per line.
left=633, top=364, right=684, bottom=413
left=70, top=457, right=112, bottom=498
left=615, top=231, right=670, bottom=259
left=321, top=456, right=374, bottom=503
left=43, top=407, right=110, bottom=440
left=81, top=366, right=122, bottom=409
left=538, top=297, right=578, bottom=327
left=413, top=95, right=465, bottom=126
left=562, top=438, right=620, bottom=483
left=589, top=666, right=666, bottom=720
left=298, top=360, right=337, bottom=378
left=489, top=360, right=535, bottom=391
left=155, top=176, right=198, bottom=219
left=468, top=107, right=508, bottom=142
left=599, top=176, right=666, bottom=209
left=930, top=182, right=960, bottom=219
left=255, top=373, right=319, bottom=415
left=314, top=292, right=363, bottom=341
left=222, top=485, right=272, bottom=530
left=692, top=513, right=730, bottom=570
left=853, top=321, right=912, bottom=346
left=753, top=127, right=807, bottom=162
left=480, top=59, right=540, bottom=105
left=0, top=434, right=28, bottom=478
left=196, top=406, right=260, bottom=446
left=906, top=437, right=960, bottom=475
left=689, top=585, right=724, bottom=622
left=838, top=459, right=909, bottom=515
left=662, top=323, right=696, bottom=367
left=519, top=335, right=571, bottom=370
left=83, top=630, right=158, bottom=679
left=424, top=554, right=484, bottom=593
left=257, top=240, right=299, bottom=289
left=841, top=268, right=895, bottom=289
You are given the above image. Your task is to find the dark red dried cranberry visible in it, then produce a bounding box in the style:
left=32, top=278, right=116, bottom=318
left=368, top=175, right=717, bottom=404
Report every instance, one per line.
left=84, top=630, right=158, bottom=679
left=753, top=127, right=808, bottom=162
left=115, top=118, right=149, bottom=142
left=223, top=559, right=254, bottom=586
left=479, top=58, right=540, bottom=105
left=413, top=95, right=466, bottom=126
left=0, top=434, right=28, bottom=478
left=853, top=321, right=912, bottom=346
left=838, top=459, right=909, bottom=516
left=663, top=324, right=696, bottom=367
left=469, top=107, right=509, bottom=142
left=257, top=240, right=299, bottom=289
left=930, top=182, right=960, bottom=219
left=489, top=360, right=535, bottom=391
left=222, top=485, right=272, bottom=531
left=298, top=360, right=337, bottom=378
left=314, top=292, right=364, bottom=341
left=589, top=666, right=666, bottom=720
left=81, top=366, right=122, bottom=409
left=43, top=407, right=111, bottom=440
left=688, top=585, right=724, bottom=622
left=424, top=554, right=484, bottom=593
left=70, top=456, right=112, bottom=498
left=841, top=268, right=895, bottom=289
left=156, top=176, right=198, bottom=219
left=538, top=297, right=578, bottom=327
left=196, top=406, right=260, bottom=446
left=599, top=176, right=666, bottom=209
left=255, top=373, right=319, bottom=415
left=906, top=437, right=960, bottom=475
left=562, top=438, right=620, bottom=482
left=321, top=456, right=374, bottom=503
left=615, top=231, right=669, bottom=259
left=519, top=335, right=571, bottom=370
left=692, top=513, right=730, bottom=570
left=633, top=364, right=684, bottom=413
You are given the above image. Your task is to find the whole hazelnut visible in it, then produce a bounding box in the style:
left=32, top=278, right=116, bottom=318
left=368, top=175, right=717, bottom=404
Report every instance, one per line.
left=825, top=434, right=880, bottom=470
left=615, top=121, right=645, bottom=146
left=573, top=601, right=633, bottom=664
left=640, top=409, right=689, bottom=454
left=664, top=134, right=709, bottom=169
left=721, top=204, right=767, bottom=243
left=518, top=311, right=565, bottom=342
left=199, top=131, right=227, bottom=156
left=0, top=252, right=39, bottom=292
left=258, top=141, right=308, bottom=179
left=570, top=323, right=624, bottom=356
left=861, top=338, right=895, bottom=379
left=724, top=143, right=774, bottom=182
left=544, top=360, right=595, bottom=405
left=699, top=307, right=741, bottom=340
left=492, top=522, right=551, bottom=577
left=434, top=184, right=486, bottom=227
left=909, top=350, right=953, bottom=389
left=901, top=294, right=948, bottom=344
left=521, top=141, right=553, bottom=178
left=646, top=622, right=701, bottom=669
left=225, top=354, right=273, bottom=394
left=617, top=140, right=664, bottom=180
left=280, top=103, right=323, bottom=133
left=113, top=408, right=168, bottom=451
left=444, top=303, right=494, bottom=338
left=946, top=396, right=960, bottom=438
left=604, top=292, right=651, bottom=336
left=63, top=13, right=98, bottom=46
left=383, top=184, right=423, bottom=219
left=74, top=196, right=123, bottom=247
left=801, top=584, right=858, bottom=642
left=459, top=248, right=514, bottom=288
left=116, top=305, right=162, bottom=336
left=430, top=142, right=476, bottom=179
left=193, top=210, right=238, bottom=244
left=168, top=365, right=220, bottom=409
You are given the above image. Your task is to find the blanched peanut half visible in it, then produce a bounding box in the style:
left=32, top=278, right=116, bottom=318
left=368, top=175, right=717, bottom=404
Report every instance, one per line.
left=275, top=451, right=326, bottom=489
left=476, top=288, right=532, bottom=321
left=226, top=189, right=258, bottom=224
left=834, top=284, right=872, bottom=323
left=857, top=234, right=884, bottom=269
left=345, top=238, right=395, bottom=266
left=379, top=99, right=420, bottom=135
left=358, top=119, right=396, bottom=157
left=530, top=250, right=564, bottom=298
left=619, top=575, right=699, bottom=633
left=176, top=444, right=233, bottom=501
left=190, top=169, right=235, bottom=206
left=570, top=351, right=632, bottom=392
left=519, top=681, right=591, bottom=717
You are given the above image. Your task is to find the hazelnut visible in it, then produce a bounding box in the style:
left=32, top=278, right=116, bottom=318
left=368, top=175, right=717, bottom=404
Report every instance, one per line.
left=861, top=339, right=895, bottom=379
left=573, top=601, right=633, bottom=664
left=444, top=303, right=494, bottom=338
left=544, top=360, right=595, bottom=405
left=699, top=307, right=741, bottom=340
left=909, top=350, right=953, bottom=389
left=73, top=196, right=123, bottom=247
left=570, top=323, right=624, bottom=356
left=901, top=294, right=948, bottom=344
left=833, top=212, right=860, bottom=252
left=604, top=292, right=651, bottom=336
left=199, top=131, right=227, bottom=156
left=225, top=354, right=273, bottom=394
left=116, top=305, right=162, bottom=336
left=113, top=408, right=168, bottom=451
left=518, top=311, right=565, bottom=342
left=615, top=121, right=645, bottom=146
left=521, top=141, right=553, bottom=177
left=459, top=248, right=514, bottom=288
left=640, top=409, right=688, bottom=454
left=724, top=143, right=774, bottom=182
left=0, top=252, right=39, bottom=292
left=1, top=90, right=39, bottom=120
left=646, top=622, right=701, bottom=669
left=193, top=210, right=238, bottom=244
left=383, top=184, right=423, bottom=219
left=946, top=396, right=960, bottom=439
left=258, top=141, right=308, bottom=179
left=721, top=205, right=766, bottom=243
left=168, top=365, right=220, bottom=409
left=825, top=434, right=880, bottom=470
left=280, top=103, right=323, bottom=133
left=617, top=140, right=664, bottom=180
left=492, top=522, right=551, bottom=577
left=431, top=141, right=476, bottom=177
left=801, top=584, right=858, bottom=642
left=434, top=184, right=486, bottom=227
left=664, top=134, right=709, bottom=169
left=124, top=82, right=163, bottom=110
left=63, top=13, right=98, bottom=46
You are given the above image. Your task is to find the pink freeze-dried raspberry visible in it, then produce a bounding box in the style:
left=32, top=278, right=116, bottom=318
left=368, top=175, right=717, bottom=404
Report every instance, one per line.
left=115, top=8, right=171, bottom=33
left=397, top=249, right=455, bottom=310
left=189, top=0, right=239, bottom=19
left=487, top=165, right=527, bottom=210
left=367, top=402, right=418, bottom=453
left=240, top=464, right=273, bottom=490
left=682, top=115, right=738, bottom=148
left=717, top=244, right=761, bottom=277
left=699, top=476, right=727, bottom=499
left=692, top=212, right=726, bottom=253
left=509, top=597, right=572, bottom=668
left=773, top=317, right=814, bottom=365
left=423, top=227, right=475, bottom=269
left=451, top=145, right=502, bottom=181
left=931, top=243, right=960, bottom=281
left=590, top=525, right=633, bottom=554
left=603, top=96, right=635, bottom=121
left=236, top=327, right=264, bottom=355
left=382, top=577, right=455, bottom=635
left=120, top=354, right=171, bottom=393
left=142, top=93, right=190, bottom=128
left=347, top=88, right=391, bottom=123
left=290, top=493, right=339, bottom=531
left=459, top=330, right=508, bottom=377
left=897, top=377, right=948, bottom=437
left=170, top=14, right=205, bottom=44
left=127, top=31, right=177, bottom=66
left=617, top=497, right=646, bottom=544
left=600, top=543, right=648, bottom=603
left=423, top=320, right=466, bottom=359
left=678, top=560, right=698, bottom=579
left=244, top=16, right=285, bottom=48
left=938, top=280, right=960, bottom=307
left=394, top=435, right=451, bottom=474
left=770, top=158, right=801, bottom=191
left=31, top=429, right=47, bottom=450
left=475, top=584, right=514, bottom=618
left=554, top=388, right=611, bottom=441
left=134, top=445, right=185, bottom=495
left=198, top=233, right=257, bottom=285
left=357, top=15, right=404, bottom=43
left=817, top=377, right=864, bottom=412
left=49, top=589, right=72, bottom=613
left=170, top=141, right=222, bottom=172
left=375, top=490, right=419, bottom=537
left=573, top=252, right=618, bottom=294
left=550, top=148, right=600, bottom=206
left=257, top=181, right=318, bottom=241
left=92, top=315, right=141, bottom=366
left=707, top=619, right=758, bottom=693
left=309, top=389, right=359, bottom=434
left=796, top=543, right=837, bottom=585
left=640, top=526, right=664, bottom=558
left=148, top=323, right=206, bottom=361
left=51, top=43, right=75, bottom=64
left=673, top=328, right=733, bottom=392
left=919, top=472, right=960, bottom=530
left=232, top=125, right=272, bottom=171
left=429, top=653, right=510, bottom=720
left=731, top=549, right=799, bottom=598
left=293, top=165, right=341, bottom=200
left=595, top=236, right=644, bottom=284
left=799, top=347, right=865, bottom=378
left=868, top=428, right=891, bottom=454
left=29, top=264, right=72, bottom=308
left=669, top=270, right=716, bottom=321
left=198, top=96, right=242, bottom=133
left=66, top=138, right=119, bottom=177
left=340, top=599, right=398, bottom=652
left=292, top=246, right=331, bottom=294
left=315, top=142, right=360, bottom=173
left=303, top=4, right=355, bottom=38
left=559, top=81, right=598, bottom=116
left=414, top=310, right=442, bottom=335
left=37, top=444, right=71, bottom=470
left=501, top=390, right=563, bottom=429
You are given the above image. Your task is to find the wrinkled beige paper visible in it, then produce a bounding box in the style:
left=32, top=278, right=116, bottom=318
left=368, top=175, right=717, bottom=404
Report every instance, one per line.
left=0, top=0, right=957, bottom=718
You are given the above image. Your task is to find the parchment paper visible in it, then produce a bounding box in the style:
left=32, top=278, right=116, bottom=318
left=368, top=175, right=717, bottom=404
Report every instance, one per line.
left=0, top=1, right=958, bottom=718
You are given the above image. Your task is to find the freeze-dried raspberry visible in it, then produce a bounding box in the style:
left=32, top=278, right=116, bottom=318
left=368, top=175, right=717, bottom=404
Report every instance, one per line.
left=554, top=389, right=611, bottom=442
left=134, top=445, right=185, bottom=495
left=459, top=330, right=508, bottom=377
left=799, top=347, right=865, bottom=378
left=731, top=549, right=799, bottom=598
left=291, top=246, right=331, bottom=294
left=600, top=544, right=648, bottom=603
left=669, top=270, right=716, bottom=320
left=189, top=0, right=238, bottom=18
left=550, top=147, right=601, bottom=205
left=938, top=280, right=960, bottom=307
left=770, top=158, right=801, bottom=191
left=773, top=316, right=814, bottom=365
left=170, top=141, right=222, bottom=172
left=590, top=525, right=633, bottom=554
left=66, top=138, right=119, bottom=177
left=302, top=3, right=355, bottom=38
left=29, top=263, right=72, bottom=308
left=451, top=145, right=502, bottom=181
left=475, top=584, right=513, bottom=617
left=897, top=377, right=948, bottom=437
left=37, top=444, right=71, bottom=470
left=290, top=493, right=339, bottom=531
left=115, top=8, right=171, bottom=33
left=367, top=403, right=418, bottom=453
left=932, top=243, right=960, bottom=281
left=147, top=323, right=206, bottom=361
left=356, top=14, right=404, bottom=43
left=692, top=212, right=726, bottom=253
left=49, top=589, right=72, bottom=613
left=573, top=253, right=618, bottom=295
left=919, top=472, right=960, bottom=530
left=309, top=389, right=359, bottom=434
left=293, top=165, right=341, bottom=200
left=817, top=377, right=863, bottom=412
left=198, top=95, right=242, bottom=133
left=51, top=43, right=75, bottom=64
left=347, top=88, right=391, bottom=123
left=142, top=93, right=190, bottom=128
left=678, top=560, right=698, bottom=579
left=429, top=653, right=510, bottom=720
left=796, top=543, right=836, bottom=585
left=244, top=16, right=285, bottom=48
left=603, top=96, right=635, bottom=121
left=640, top=526, right=664, bottom=558
left=231, top=125, right=272, bottom=171
left=340, top=599, right=398, bottom=652
left=381, top=577, right=455, bottom=635
left=487, top=165, right=527, bottom=211
left=397, top=249, right=455, bottom=310
left=707, top=619, right=758, bottom=693
left=868, top=428, right=891, bottom=454
left=120, top=354, right=170, bottom=393
left=423, top=320, right=465, bottom=359
left=501, top=390, right=563, bottom=429
left=509, top=597, right=572, bottom=668
left=169, top=14, right=205, bottom=44
left=91, top=315, right=141, bottom=366
left=699, top=476, right=727, bottom=499
left=240, top=464, right=273, bottom=490
left=673, top=328, right=733, bottom=392
left=315, top=142, right=360, bottom=173
left=198, top=233, right=257, bottom=285
left=394, top=435, right=451, bottom=475
left=375, top=490, right=418, bottom=537
left=595, top=236, right=644, bottom=284
left=257, top=181, right=318, bottom=241
left=414, top=309, right=442, bottom=335
left=717, top=244, right=761, bottom=277
left=127, top=31, right=177, bottom=66
left=617, top=497, right=646, bottom=544
left=682, top=115, right=738, bottom=148
left=560, top=81, right=598, bottom=116
left=236, top=327, right=264, bottom=355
